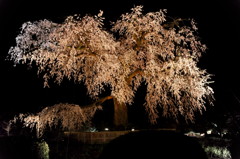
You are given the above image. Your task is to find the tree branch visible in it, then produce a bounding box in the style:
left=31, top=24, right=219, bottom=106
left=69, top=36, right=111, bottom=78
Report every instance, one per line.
left=126, top=69, right=143, bottom=85
left=75, top=53, right=97, bottom=58
left=84, top=95, right=113, bottom=108
left=95, top=96, right=114, bottom=105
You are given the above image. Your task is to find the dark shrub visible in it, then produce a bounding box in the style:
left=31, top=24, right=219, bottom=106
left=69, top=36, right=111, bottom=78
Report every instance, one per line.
left=0, top=136, right=34, bottom=159
left=230, top=135, right=240, bottom=159
left=98, top=130, right=208, bottom=159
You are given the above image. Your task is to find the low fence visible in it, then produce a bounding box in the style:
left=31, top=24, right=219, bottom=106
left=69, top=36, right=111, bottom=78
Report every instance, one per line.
left=64, top=131, right=130, bottom=144
left=64, top=128, right=176, bottom=144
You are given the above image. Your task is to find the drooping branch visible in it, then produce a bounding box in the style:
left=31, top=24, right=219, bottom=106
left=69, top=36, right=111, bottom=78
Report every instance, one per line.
left=10, top=103, right=102, bottom=138
left=95, top=96, right=114, bottom=105
left=74, top=52, right=97, bottom=58
left=126, top=69, right=144, bottom=85
left=85, top=95, right=114, bottom=108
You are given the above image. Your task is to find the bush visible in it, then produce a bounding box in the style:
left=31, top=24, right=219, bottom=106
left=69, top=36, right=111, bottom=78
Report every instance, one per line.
left=34, top=140, right=50, bottom=159
left=98, top=130, right=208, bottom=159
left=198, top=137, right=232, bottom=159
left=48, top=138, right=104, bottom=159
left=0, top=136, right=34, bottom=159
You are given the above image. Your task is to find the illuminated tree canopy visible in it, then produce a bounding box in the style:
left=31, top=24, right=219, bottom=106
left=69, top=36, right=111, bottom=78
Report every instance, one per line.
left=10, top=103, right=101, bottom=137
left=8, top=6, right=214, bottom=124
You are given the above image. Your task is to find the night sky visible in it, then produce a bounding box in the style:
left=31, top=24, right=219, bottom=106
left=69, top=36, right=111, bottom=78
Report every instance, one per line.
left=0, top=0, right=240, bottom=127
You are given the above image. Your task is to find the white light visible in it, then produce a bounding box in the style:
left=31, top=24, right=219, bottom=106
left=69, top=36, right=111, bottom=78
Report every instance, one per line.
left=104, top=128, right=109, bottom=131
left=207, top=129, right=212, bottom=134
left=131, top=128, right=135, bottom=131
left=200, top=133, right=205, bottom=137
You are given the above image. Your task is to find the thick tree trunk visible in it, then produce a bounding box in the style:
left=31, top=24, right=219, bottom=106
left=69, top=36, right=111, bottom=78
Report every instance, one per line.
left=88, top=96, right=128, bottom=129
left=113, top=98, right=128, bottom=129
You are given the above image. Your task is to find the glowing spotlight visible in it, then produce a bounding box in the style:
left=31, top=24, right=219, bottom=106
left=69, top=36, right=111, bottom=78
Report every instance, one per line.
left=206, top=129, right=212, bottom=134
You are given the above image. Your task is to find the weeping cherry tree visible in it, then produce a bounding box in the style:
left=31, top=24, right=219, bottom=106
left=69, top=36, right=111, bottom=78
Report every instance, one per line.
left=8, top=6, right=214, bottom=131
left=10, top=103, right=101, bottom=137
